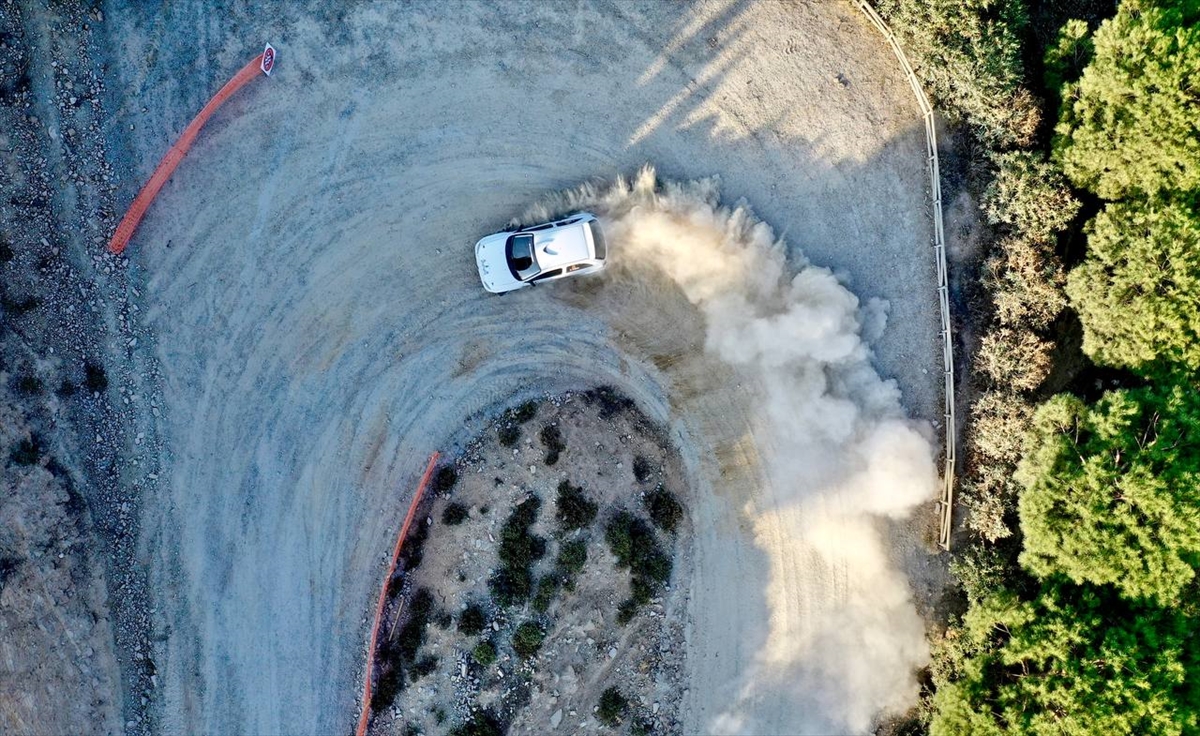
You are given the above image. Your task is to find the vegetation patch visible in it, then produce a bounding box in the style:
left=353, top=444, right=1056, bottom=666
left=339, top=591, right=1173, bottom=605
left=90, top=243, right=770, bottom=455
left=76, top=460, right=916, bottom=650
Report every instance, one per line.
left=605, top=511, right=672, bottom=623
left=442, top=502, right=469, bottom=526
left=632, top=455, right=652, bottom=483
left=472, top=640, right=497, bottom=666
left=509, top=400, right=539, bottom=424
left=10, top=434, right=43, bottom=467
left=643, top=485, right=682, bottom=534
left=458, top=602, right=487, bottom=636
left=555, top=479, right=597, bottom=532
left=539, top=424, right=566, bottom=465
left=83, top=360, right=107, bottom=393
left=433, top=465, right=459, bottom=494
left=373, top=588, right=435, bottom=712
left=597, top=687, right=629, bottom=727
left=511, top=621, right=545, bottom=659
left=497, top=423, right=520, bottom=448
left=488, top=496, right=546, bottom=606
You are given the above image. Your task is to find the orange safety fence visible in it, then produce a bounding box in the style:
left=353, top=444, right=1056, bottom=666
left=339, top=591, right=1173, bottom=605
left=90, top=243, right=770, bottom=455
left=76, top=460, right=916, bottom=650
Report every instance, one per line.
left=356, top=451, right=440, bottom=736
left=107, top=44, right=276, bottom=255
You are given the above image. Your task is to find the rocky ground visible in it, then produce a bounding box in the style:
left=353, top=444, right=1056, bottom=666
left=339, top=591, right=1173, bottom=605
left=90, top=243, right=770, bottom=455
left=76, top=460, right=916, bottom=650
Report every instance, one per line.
left=368, top=391, right=690, bottom=736
left=1, top=1, right=158, bottom=733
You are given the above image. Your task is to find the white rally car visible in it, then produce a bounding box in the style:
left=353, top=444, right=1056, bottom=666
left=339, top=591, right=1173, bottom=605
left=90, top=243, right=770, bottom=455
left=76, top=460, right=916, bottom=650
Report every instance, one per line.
left=475, top=212, right=607, bottom=294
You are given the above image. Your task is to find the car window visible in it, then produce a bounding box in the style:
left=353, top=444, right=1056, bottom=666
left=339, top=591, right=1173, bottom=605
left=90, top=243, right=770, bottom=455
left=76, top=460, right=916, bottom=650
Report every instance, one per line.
left=530, top=268, right=563, bottom=282
left=507, top=234, right=539, bottom=279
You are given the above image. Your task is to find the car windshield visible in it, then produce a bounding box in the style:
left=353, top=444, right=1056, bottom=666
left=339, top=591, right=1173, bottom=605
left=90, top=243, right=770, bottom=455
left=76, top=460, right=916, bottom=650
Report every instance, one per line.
left=506, top=233, right=539, bottom=280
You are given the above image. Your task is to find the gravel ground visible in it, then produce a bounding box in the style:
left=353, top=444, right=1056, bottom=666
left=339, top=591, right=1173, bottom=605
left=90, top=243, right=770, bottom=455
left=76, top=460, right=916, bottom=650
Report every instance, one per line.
left=84, top=1, right=945, bottom=734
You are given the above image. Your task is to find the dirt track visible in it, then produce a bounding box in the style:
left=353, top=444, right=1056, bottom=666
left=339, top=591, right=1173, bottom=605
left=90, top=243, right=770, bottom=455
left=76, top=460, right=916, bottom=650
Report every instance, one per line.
left=98, top=1, right=941, bottom=733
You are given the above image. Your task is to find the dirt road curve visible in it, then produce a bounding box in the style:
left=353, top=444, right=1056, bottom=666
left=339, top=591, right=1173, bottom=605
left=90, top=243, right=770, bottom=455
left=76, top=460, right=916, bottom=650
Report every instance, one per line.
left=100, top=1, right=939, bottom=733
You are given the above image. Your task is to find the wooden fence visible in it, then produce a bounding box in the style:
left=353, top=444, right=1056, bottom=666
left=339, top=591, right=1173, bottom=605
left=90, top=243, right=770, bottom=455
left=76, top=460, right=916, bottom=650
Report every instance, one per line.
left=854, top=1, right=957, bottom=550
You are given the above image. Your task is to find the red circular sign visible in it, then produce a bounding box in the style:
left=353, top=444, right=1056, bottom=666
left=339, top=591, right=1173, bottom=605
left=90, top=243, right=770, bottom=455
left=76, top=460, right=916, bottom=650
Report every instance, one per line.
left=261, top=46, right=275, bottom=75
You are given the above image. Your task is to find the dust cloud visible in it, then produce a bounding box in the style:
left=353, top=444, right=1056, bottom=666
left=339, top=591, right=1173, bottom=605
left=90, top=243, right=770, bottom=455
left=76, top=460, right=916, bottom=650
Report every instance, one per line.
left=525, top=167, right=937, bottom=733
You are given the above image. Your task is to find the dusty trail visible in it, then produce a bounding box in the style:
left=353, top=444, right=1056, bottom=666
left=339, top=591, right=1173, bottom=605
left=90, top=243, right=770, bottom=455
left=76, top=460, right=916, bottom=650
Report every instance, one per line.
left=99, top=1, right=941, bottom=733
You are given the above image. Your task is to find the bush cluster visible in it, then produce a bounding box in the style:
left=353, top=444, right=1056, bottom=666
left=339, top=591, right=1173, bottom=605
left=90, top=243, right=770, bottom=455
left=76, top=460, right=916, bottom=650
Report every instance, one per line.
left=433, top=465, right=459, bottom=494
left=642, top=486, right=683, bottom=534
left=373, top=588, right=434, bottom=712
left=597, top=687, right=629, bottom=727
left=605, top=511, right=672, bottom=624
left=539, top=424, right=566, bottom=466
left=442, top=501, right=469, bottom=526
left=458, top=603, right=487, bottom=636
left=488, top=496, right=546, bottom=606
left=555, top=479, right=597, bottom=532
left=511, top=621, right=545, bottom=659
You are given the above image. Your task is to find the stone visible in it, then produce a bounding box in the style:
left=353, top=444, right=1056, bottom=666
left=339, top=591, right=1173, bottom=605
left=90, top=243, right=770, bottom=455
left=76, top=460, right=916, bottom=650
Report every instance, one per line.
left=550, top=709, right=563, bottom=728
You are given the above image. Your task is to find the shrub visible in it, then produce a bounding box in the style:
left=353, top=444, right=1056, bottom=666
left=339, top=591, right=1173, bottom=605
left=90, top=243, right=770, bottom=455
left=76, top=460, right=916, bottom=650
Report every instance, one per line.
left=968, top=392, right=1035, bottom=466
left=472, top=640, right=497, bottom=666
left=10, top=435, right=42, bottom=467
left=540, top=424, right=565, bottom=465
left=14, top=374, right=41, bottom=395
left=373, top=588, right=434, bottom=711
left=632, top=455, right=653, bottom=483
left=458, top=603, right=487, bottom=636
left=974, top=328, right=1053, bottom=393
left=875, top=0, right=1039, bottom=148
left=497, top=424, right=520, bottom=448
left=555, top=539, right=588, bottom=576
left=598, top=687, right=629, bottom=727
left=983, top=235, right=1067, bottom=330
left=616, top=599, right=638, bottom=626
left=643, top=486, right=683, bottom=533
left=510, top=400, right=539, bottom=423
left=606, top=511, right=673, bottom=619
left=433, top=465, right=459, bottom=494
left=83, top=360, right=107, bottom=393
left=982, top=151, right=1080, bottom=241
left=532, top=576, right=557, bottom=613
left=448, top=710, right=503, bottom=736
left=489, top=496, right=546, bottom=606
left=442, top=502, right=469, bottom=526
left=512, top=621, right=545, bottom=659
left=555, top=480, right=597, bottom=531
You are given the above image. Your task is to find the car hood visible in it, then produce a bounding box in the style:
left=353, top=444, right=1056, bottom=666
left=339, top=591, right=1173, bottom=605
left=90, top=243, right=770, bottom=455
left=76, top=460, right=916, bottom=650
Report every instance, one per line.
left=475, top=233, right=525, bottom=293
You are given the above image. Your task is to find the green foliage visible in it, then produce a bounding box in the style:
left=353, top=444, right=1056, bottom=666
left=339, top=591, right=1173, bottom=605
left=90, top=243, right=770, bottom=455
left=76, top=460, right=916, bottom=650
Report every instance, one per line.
left=982, top=151, right=1081, bottom=240
left=442, top=502, right=469, bottom=526
left=555, top=539, right=588, bottom=575
left=974, top=327, right=1053, bottom=392
left=1067, top=197, right=1200, bottom=372
left=555, top=480, right=597, bottom=532
left=489, top=496, right=546, bottom=606
left=1043, top=18, right=1093, bottom=94
left=930, top=582, right=1199, bottom=736
left=433, top=465, right=459, bottom=494
left=532, top=576, right=557, bottom=613
left=642, top=486, right=683, bottom=533
left=511, top=621, right=545, bottom=659
left=448, top=710, right=503, bottom=736
left=969, top=391, right=1035, bottom=466
left=540, top=424, right=566, bottom=465
left=598, top=687, right=629, bottom=727
left=876, top=0, right=1039, bottom=147
left=510, top=400, right=539, bottom=423
left=1016, top=386, right=1200, bottom=604
left=632, top=455, right=653, bottom=483
left=606, top=511, right=673, bottom=619
left=373, top=588, right=434, bottom=712
left=1055, top=2, right=1200, bottom=199
left=472, top=640, right=497, bottom=666
left=458, top=603, right=486, bottom=637
left=497, top=423, right=520, bottom=448
left=983, top=235, right=1067, bottom=330
left=10, top=435, right=43, bottom=467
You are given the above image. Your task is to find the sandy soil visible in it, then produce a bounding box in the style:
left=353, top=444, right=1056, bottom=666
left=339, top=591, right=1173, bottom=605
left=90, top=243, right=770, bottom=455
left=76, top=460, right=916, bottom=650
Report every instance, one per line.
left=93, top=1, right=944, bottom=734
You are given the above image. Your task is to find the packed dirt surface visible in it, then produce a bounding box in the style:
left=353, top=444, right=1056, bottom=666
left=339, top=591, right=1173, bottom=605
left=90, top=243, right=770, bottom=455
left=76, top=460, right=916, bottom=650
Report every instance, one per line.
left=370, top=392, right=690, bottom=735
left=74, top=1, right=948, bottom=734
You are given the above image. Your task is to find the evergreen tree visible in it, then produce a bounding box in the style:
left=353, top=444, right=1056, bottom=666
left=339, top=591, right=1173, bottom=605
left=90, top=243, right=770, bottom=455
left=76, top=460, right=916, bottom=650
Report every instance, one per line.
left=1055, top=1, right=1200, bottom=199
left=1016, top=386, right=1200, bottom=604
left=931, top=582, right=1199, bottom=736
left=1067, top=196, right=1200, bottom=372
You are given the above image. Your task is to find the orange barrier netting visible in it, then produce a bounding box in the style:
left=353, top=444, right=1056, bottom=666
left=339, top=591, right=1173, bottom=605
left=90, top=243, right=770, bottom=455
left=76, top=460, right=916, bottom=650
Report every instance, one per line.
left=356, top=451, right=440, bottom=736
left=107, top=45, right=275, bottom=255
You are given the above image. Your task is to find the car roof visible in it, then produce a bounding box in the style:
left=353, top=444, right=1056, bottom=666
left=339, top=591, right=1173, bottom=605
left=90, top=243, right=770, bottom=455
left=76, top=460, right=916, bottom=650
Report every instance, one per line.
left=529, top=220, right=591, bottom=270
